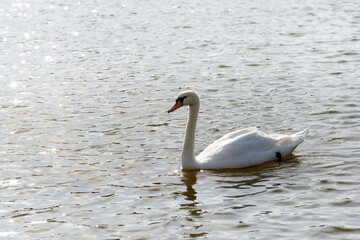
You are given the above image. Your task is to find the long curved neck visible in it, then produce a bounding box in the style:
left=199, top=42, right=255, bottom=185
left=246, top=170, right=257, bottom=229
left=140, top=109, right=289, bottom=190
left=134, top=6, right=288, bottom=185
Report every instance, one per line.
left=182, top=103, right=200, bottom=169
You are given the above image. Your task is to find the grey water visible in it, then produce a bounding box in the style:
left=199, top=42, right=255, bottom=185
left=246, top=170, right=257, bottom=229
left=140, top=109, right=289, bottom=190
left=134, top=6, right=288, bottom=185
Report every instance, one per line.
left=1, top=0, right=359, bottom=239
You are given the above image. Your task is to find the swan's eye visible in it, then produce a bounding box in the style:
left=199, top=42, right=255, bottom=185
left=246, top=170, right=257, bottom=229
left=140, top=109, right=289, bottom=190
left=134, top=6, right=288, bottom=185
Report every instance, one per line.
left=177, top=96, right=187, bottom=104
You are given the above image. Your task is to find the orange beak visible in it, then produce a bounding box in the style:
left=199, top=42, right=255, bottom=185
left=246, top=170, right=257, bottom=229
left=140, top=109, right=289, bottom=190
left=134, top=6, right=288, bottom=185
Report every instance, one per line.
left=168, top=100, right=183, bottom=113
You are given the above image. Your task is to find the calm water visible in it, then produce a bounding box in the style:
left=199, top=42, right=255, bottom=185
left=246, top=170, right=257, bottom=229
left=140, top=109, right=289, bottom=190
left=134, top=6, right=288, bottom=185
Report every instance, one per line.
left=1, top=0, right=359, bottom=239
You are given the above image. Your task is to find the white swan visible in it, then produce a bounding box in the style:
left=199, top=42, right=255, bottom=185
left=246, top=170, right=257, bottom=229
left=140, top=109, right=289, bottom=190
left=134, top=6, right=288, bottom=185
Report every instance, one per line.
left=168, top=90, right=308, bottom=170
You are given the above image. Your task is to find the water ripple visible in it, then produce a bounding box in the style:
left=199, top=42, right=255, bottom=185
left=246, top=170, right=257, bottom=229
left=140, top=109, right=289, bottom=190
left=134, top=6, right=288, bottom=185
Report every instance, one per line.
left=0, top=0, right=359, bottom=239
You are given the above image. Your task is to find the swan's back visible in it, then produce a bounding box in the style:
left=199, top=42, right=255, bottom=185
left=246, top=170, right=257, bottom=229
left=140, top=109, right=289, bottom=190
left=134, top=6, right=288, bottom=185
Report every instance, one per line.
left=196, top=127, right=308, bottom=169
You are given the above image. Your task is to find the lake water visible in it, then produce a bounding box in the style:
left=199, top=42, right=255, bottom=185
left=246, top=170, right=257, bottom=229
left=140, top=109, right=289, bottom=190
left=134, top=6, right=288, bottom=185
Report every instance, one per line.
left=1, top=0, right=359, bottom=239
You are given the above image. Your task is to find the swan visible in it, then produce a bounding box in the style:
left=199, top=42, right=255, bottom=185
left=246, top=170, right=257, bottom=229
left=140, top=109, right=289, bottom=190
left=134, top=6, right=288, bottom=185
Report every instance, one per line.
left=168, top=90, right=308, bottom=170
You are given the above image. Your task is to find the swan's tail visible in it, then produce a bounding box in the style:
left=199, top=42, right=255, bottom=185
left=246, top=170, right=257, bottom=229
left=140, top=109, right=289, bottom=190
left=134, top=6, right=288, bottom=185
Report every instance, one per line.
left=276, top=128, right=309, bottom=157
left=291, top=127, right=309, bottom=145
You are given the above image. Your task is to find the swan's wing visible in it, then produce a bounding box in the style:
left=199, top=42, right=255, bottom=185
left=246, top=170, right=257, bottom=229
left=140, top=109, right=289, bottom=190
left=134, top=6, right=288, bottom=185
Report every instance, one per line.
left=200, top=128, right=277, bottom=157
left=213, top=127, right=259, bottom=142
left=197, top=128, right=308, bottom=169
left=198, top=127, right=264, bottom=157
left=197, top=129, right=279, bottom=167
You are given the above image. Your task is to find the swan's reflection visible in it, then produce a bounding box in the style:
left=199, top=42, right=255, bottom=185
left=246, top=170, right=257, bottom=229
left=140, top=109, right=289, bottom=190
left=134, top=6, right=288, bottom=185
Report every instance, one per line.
left=179, top=170, right=199, bottom=213
left=178, top=170, right=209, bottom=238
left=180, top=159, right=300, bottom=202
left=180, top=170, right=198, bottom=202
left=178, top=158, right=301, bottom=214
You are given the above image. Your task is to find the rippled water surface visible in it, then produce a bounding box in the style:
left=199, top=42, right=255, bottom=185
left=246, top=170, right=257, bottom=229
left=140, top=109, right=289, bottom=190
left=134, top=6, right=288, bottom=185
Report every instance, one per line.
left=1, top=0, right=360, bottom=239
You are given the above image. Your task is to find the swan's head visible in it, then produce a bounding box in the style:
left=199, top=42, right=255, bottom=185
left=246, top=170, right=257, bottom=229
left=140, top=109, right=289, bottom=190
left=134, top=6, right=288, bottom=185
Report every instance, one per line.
left=168, top=90, right=199, bottom=113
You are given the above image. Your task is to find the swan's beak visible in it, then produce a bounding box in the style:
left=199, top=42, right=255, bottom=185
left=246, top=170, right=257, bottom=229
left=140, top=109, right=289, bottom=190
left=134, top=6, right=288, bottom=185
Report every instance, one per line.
left=168, top=100, right=183, bottom=113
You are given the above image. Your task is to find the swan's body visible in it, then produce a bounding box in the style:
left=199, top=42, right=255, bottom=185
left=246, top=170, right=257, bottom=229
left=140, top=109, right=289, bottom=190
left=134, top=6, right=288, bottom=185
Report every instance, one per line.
left=168, top=90, right=308, bottom=170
